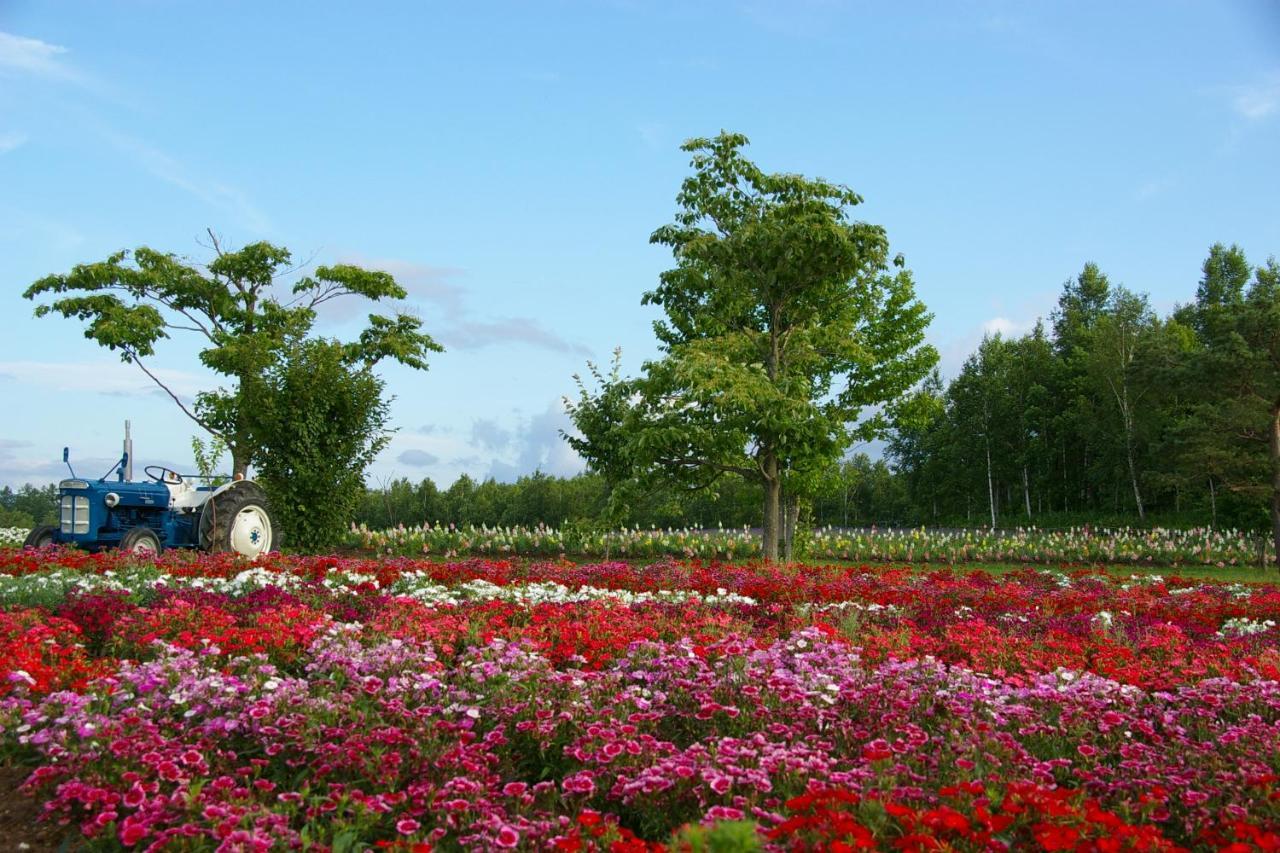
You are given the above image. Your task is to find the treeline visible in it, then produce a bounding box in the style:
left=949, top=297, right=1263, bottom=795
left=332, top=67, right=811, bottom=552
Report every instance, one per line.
left=0, top=484, right=58, bottom=529
left=354, top=454, right=908, bottom=531
left=889, top=244, right=1279, bottom=533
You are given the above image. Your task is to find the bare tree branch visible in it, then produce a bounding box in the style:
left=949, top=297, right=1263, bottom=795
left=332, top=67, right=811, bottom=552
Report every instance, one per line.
left=122, top=347, right=219, bottom=439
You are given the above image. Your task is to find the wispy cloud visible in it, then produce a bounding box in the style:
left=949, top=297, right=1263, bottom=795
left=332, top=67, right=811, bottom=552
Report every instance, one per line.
left=95, top=127, right=272, bottom=233
left=1231, top=71, right=1280, bottom=120
left=0, top=360, right=209, bottom=399
left=337, top=256, right=468, bottom=320
left=0, top=131, right=27, bottom=154
left=0, top=30, right=75, bottom=80
left=441, top=318, right=592, bottom=356
left=341, top=255, right=592, bottom=356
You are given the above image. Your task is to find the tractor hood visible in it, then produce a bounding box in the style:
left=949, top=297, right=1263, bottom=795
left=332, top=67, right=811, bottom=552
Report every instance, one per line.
left=59, top=478, right=170, bottom=507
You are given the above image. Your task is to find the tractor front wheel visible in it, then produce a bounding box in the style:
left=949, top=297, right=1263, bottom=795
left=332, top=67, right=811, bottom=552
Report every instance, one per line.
left=121, top=527, right=162, bottom=557
left=200, top=483, right=276, bottom=558
left=23, top=525, right=57, bottom=549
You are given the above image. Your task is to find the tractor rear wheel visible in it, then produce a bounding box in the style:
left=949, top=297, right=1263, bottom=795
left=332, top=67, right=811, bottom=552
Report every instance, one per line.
left=120, top=527, right=162, bottom=557
left=200, top=483, right=276, bottom=558
left=23, top=525, right=57, bottom=549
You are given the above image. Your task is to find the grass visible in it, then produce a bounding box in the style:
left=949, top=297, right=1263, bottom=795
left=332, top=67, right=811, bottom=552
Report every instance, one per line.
left=929, top=561, right=1279, bottom=585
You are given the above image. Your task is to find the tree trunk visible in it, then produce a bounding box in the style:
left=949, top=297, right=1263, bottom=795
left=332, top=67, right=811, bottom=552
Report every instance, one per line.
left=782, top=494, right=801, bottom=562
left=1208, top=476, right=1217, bottom=530
left=231, top=446, right=250, bottom=480
left=1270, top=404, right=1280, bottom=568
left=1124, top=432, right=1145, bottom=521
left=762, top=453, right=781, bottom=562
left=1022, top=465, right=1031, bottom=518
left=985, top=440, right=996, bottom=528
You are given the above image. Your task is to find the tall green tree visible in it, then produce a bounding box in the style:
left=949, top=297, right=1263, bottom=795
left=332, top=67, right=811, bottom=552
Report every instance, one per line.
left=569, top=132, right=936, bottom=560
left=1082, top=287, right=1157, bottom=520
left=1181, top=248, right=1280, bottom=558
left=24, top=233, right=441, bottom=477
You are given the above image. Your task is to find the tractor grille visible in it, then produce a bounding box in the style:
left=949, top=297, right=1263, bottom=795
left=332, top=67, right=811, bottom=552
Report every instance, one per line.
left=60, top=495, right=89, bottom=534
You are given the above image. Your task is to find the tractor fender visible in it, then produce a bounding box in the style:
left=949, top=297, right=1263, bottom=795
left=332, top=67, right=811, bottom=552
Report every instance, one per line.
left=197, top=479, right=269, bottom=548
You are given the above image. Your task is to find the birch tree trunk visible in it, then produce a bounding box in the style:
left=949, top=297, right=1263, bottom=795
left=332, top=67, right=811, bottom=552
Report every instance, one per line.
left=1022, top=465, right=1032, bottom=518
left=1270, top=403, right=1280, bottom=568
left=985, top=439, right=996, bottom=528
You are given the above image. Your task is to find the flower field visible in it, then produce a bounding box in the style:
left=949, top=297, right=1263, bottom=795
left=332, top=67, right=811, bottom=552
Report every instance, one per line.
left=349, top=522, right=1275, bottom=568
left=1, top=549, right=1278, bottom=850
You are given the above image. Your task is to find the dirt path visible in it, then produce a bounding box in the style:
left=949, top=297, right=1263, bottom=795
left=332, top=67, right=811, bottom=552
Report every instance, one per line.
left=0, top=766, right=69, bottom=851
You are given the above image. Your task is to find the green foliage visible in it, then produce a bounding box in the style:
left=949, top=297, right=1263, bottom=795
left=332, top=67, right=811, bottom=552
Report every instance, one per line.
left=247, top=338, right=393, bottom=551
left=669, top=820, right=764, bottom=852
left=0, top=484, right=57, bottom=526
left=190, top=435, right=230, bottom=486
left=24, top=235, right=441, bottom=476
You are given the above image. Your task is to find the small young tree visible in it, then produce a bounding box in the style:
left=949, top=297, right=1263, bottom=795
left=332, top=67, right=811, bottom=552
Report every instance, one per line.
left=246, top=337, right=392, bottom=551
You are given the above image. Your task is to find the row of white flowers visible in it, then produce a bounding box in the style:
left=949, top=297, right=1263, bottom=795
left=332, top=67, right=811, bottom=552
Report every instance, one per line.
left=348, top=521, right=1274, bottom=566
left=0, top=528, right=28, bottom=547
left=0, top=566, right=757, bottom=609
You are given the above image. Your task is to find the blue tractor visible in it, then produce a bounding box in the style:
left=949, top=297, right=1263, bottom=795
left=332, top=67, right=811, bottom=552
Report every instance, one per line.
left=23, top=422, right=276, bottom=558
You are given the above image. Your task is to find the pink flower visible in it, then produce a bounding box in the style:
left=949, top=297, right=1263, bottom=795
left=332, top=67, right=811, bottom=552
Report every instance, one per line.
left=495, top=825, right=520, bottom=848
left=396, top=818, right=421, bottom=835
left=123, top=784, right=146, bottom=808
left=563, top=772, right=595, bottom=795
left=1077, top=744, right=1098, bottom=758
left=120, top=823, right=147, bottom=846
left=502, top=782, right=528, bottom=797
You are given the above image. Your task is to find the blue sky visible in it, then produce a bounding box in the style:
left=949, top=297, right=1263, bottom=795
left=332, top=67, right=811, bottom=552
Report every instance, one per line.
left=1, top=1, right=1278, bottom=489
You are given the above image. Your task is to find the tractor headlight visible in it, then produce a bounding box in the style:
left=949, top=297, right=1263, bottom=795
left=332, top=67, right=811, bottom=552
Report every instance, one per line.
left=104, top=492, right=120, bottom=508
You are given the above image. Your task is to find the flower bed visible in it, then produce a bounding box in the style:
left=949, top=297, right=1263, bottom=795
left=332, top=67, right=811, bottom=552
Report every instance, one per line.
left=0, top=527, right=27, bottom=548
left=348, top=522, right=1275, bottom=567
left=1, top=550, right=1278, bottom=849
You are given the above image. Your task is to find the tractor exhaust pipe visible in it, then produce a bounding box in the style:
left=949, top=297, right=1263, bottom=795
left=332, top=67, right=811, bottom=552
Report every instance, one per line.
left=123, top=420, right=133, bottom=482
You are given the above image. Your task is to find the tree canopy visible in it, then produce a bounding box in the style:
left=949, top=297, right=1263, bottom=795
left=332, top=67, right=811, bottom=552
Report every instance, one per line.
left=24, top=232, right=441, bottom=476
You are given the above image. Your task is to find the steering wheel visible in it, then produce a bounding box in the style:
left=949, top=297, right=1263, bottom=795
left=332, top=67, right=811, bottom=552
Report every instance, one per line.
left=144, top=465, right=184, bottom=484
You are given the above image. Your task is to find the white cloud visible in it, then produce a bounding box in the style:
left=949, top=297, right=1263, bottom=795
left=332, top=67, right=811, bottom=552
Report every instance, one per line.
left=0, top=131, right=27, bottom=154
left=0, top=31, right=73, bottom=79
left=981, top=316, right=1032, bottom=337
left=1231, top=71, right=1280, bottom=120
left=0, top=360, right=210, bottom=399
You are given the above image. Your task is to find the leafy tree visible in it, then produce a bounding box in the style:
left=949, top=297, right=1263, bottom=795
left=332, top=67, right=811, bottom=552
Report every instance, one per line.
left=948, top=335, right=1015, bottom=527
left=0, top=484, right=58, bottom=527
left=568, top=132, right=936, bottom=560
left=246, top=337, right=393, bottom=551
left=24, top=233, right=441, bottom=477
left=1181, top=249, right=1280, bottom=558
left=1081, top=287, right=1157, bottom=520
